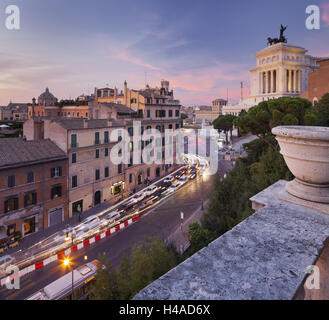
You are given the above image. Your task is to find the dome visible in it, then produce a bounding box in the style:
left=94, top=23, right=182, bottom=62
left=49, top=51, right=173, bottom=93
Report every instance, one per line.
left=38, top=87, right=56, bottom=100
left=38, top=88, right=57, bottom=106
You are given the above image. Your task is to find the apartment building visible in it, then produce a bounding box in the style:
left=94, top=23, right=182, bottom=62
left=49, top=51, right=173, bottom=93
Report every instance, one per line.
left=22, top=80, right=182, bottom=217
left=0, top=138, right=68, bottom=241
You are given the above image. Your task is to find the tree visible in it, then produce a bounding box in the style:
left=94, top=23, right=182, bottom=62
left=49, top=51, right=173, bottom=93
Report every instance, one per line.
left=235, top=97, right=319, bottom=150
left=188, top=222, right=217, bottom=253
left=90, top=237, right=179, bottom=300
left=181, top=113, right=188, bottom=120
left=89, top=256, right=120, bottom=300
left=213, top=114, right=236, bottom=144
left=314, top=92, right=329, bottom=127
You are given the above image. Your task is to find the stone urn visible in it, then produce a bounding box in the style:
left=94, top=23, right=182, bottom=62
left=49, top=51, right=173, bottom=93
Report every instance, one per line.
left=272, top=126, right=329, bottom=204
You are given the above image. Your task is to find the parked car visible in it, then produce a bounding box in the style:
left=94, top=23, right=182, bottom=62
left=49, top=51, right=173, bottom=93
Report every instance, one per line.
left=144, top=185, right=158, bottom=197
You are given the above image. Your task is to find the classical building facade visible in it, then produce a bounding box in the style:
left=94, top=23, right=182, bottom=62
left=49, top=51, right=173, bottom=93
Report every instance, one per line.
left=0, top=138, right=68, bottom=242
left=222, top=42, right=321, bottom=115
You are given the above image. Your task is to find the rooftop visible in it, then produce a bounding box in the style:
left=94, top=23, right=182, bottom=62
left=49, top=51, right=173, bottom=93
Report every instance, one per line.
left=54, top=118, right=124, bottom=130
left=0, top=138, right=67, bottom=169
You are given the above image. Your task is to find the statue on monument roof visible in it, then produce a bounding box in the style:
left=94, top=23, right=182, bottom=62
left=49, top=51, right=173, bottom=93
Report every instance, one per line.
left=267, top=25, right=288, bottom=46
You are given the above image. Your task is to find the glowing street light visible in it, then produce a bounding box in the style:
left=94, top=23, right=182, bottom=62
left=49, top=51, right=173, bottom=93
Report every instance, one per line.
left=63, top=257, right=70, bottom=267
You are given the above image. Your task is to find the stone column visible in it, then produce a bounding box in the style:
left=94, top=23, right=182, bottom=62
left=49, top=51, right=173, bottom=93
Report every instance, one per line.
left=259, top=72, right=262, bottom=94
left=290, top=70, right=294, bottom=92
left=295, top=70, right=299, bottom=93
left=271, top=70, right=274, bottom=93
left=263, top=72, right=266, bottom=94
left=299, top=70, right=302, bottom=93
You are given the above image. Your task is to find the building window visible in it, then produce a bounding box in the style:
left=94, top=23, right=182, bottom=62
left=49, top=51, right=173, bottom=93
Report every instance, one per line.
left=105, top=167, right=109, bottom=178
left=169, top=124, right=173, bottom=129
left=51, top=167, right=62, bottom=178
left=104, top=131, right=109, bottom=143
left=24, top=216, right=36, bottom=236
left=72, top=153, right=77, bottom=164
left=147, top=110, right=151, bottom=118
left=156, top=110, right=166, bottom=118
left=95, top=169, right=100, bottom=181
left=118, top=130, right=122, bottom=142
left=96, top=149, right=100, bottom=159
left=128, top=127, right=133, bottom=137
left=147, top=168, right=150, bottom=177
left=24, top=191, right=37, bottom=207
left=169, top=110, right=173, bottom=117
left=129, top=173, right=133, bottom=184
left=7, top=175, right=15, bottom=188
left=4, top=197, right=18, bottom=213
left=175, top=110, right=180, bottom=117
left=129, top=141, right=133, bottom=152
left=105, top=148, right=109, bottom=157
left=176, top=123, right=180, bottom=129
left=95, top=132, right=100, bottom=145
left=111, top=182, right=124, bottom=195
left=7, top=224, right=16, bottom=237
left=72, top=175, right=78, bottom=188
left=51, top=185, right=62, bottom=199
left=72, top=200, right=83, bottom=215
left=118, top=164, right=122, bottom=174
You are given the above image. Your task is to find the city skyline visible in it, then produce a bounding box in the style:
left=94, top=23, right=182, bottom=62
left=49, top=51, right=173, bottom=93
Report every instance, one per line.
left=1, top=0, right=329, bottom=106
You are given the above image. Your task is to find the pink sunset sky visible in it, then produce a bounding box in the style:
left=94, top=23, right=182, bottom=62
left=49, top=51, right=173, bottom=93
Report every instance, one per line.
left=0, top=0, right=329, bottom=107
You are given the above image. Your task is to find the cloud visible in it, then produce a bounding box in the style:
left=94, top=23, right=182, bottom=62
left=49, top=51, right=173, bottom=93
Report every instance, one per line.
left=111, top=50, right=160, bottom=71
left=321, top=3, right=329, bottom=26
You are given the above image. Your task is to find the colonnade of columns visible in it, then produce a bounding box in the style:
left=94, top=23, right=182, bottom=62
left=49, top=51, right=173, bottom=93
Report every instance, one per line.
left=285, top=69, right=302, bottom=93
left=261, top=69, right=277, bottom=94
left=260, top=69, right=302, bottom=94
